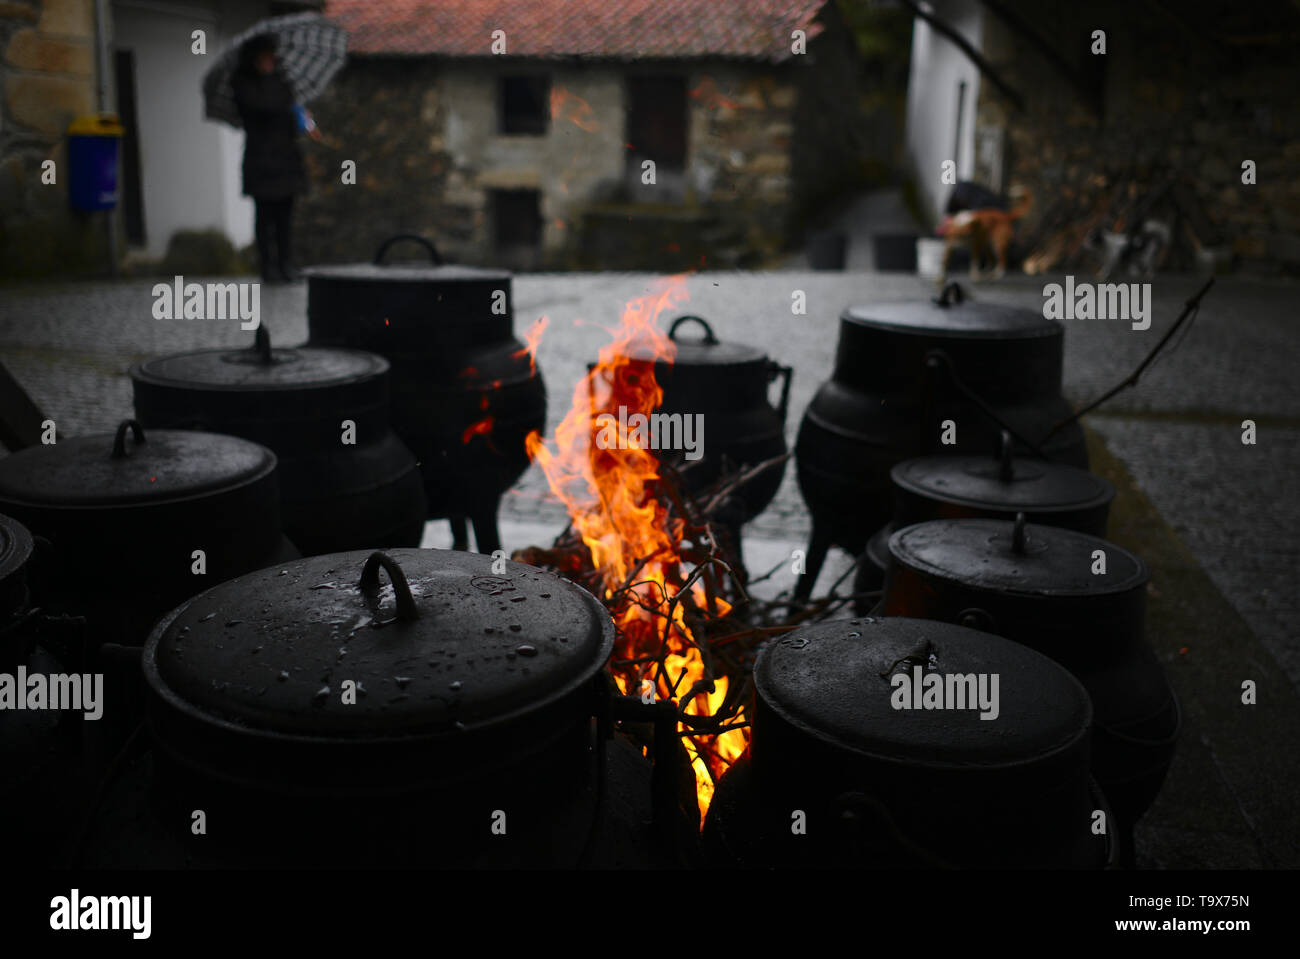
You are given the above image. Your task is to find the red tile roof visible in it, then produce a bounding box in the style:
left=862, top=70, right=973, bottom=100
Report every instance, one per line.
left=325, top=0, right=829, bottom=61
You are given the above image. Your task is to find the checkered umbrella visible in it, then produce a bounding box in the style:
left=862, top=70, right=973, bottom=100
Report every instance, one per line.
left=202, top=12, right=348, bottom=128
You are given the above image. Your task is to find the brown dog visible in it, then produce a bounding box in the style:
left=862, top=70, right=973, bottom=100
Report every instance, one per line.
left=936, top=186, right=1031, bottom=287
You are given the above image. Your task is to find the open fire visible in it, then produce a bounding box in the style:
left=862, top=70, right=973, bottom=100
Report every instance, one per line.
left=524, top=278, right=748, bottom=818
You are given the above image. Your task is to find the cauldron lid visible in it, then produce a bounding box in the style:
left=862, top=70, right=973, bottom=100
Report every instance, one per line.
left=0, top=422, right=277, bottom=508
left=755, top=617, right=1091, bottom=766
left=143, top=548, right=614, bottom=738
left=843, top=295, right=1057, bottom=340
left=303, top=262, right=510, bottom=284
left=131, top=337, right=388, bottom=391
left=0, top=512, right=33, bottom=590
left=890, top=518, right=1147, bottom=595
left=622, top=315, right=767, bottom=369
left=893, top=455, right=1114, bottom=513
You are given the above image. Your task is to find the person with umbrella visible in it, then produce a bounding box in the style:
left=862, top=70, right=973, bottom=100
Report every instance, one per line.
left=232, top=32, right=322, bottom=283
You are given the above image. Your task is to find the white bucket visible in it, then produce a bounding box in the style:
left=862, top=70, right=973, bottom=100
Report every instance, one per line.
left=916, top=237, right=946, bottom=278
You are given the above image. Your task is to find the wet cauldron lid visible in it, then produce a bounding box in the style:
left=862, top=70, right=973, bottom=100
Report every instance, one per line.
left=843, top=284, right=1058, bottom=340
left=622, top=315, right=767, bottom=369
left=892, top=454, right=1115, bottom=513
left=890, top=518, right=1148, bottom=596
left=303, top=234, right=510, bottom=284
left=143, top=548, right=614, bottom=739
left=130, top=329, right=388, bottom=391
left=755, top=617, right=1091, bottom=767
left=303, top=262, right=511, bottom=283
left=0, top=420, right=277, bottom=509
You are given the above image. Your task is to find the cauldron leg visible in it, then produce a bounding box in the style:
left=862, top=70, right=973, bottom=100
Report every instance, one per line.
left=794, top=523, right=832, bottom=602
left=471, top=504, right=502, bottom=555
left=449, top=514, right=469, bottom=552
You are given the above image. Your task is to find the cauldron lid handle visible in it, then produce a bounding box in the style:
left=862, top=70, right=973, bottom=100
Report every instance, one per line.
left=373, top=234, right=444, bottom=267
left=111, top=419, right=146, bottom=459
left=668, top=314, right=718, bottom=345
left=253, top=324, right=273, bottom=364
left=997, top=429, right=1015, bottom=483
left=1012, top=512, right=1028, bottom=555
left=359, top=551, right=420, bottom=622
left=933, top=281, right=965, bottom=307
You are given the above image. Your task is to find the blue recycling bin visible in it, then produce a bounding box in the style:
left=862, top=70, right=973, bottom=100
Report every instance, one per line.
left=67, top=114, right=123, bottom=211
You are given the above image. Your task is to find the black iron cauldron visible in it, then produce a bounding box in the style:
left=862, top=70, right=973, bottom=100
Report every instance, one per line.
left=0, top=420, right=291, bottom=647
left=616, top=314, right=791, bottom=523
left=0, top=511, right=81, bottom=870
left=130, top=328, right=426, bottom=556
left=304, top=235, right=547, bottom=554
left=855, top=431, right=1115, bottom=604
left=701, top=616, right=1115, bottom=869
left=0, top=512, right=33, bottom=670
left=794, top=283, right=1088, bottom=599
left=74, top=549, right=692, bottom=868
left=881, top=516, right=1178, bottom=863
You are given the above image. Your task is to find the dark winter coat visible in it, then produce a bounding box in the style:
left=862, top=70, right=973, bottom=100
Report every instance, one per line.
left=232, top=69, right=306, bottom=200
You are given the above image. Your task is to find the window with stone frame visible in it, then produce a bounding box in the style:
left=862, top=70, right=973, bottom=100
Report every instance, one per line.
left=500, top=75, right=551, bottom=135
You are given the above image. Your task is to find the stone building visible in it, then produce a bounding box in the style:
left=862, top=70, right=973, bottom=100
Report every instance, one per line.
left=903, top=0, right=1300, bottom=275
left=297, top=0, right=864, bottom=271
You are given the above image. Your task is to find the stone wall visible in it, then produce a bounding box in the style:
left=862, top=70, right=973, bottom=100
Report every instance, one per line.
left=293, top=57, right=450, bottom=267
left=0, top=0, right=107, bottom=279
left=974, top=0, right=1300, bottom=275
left=295, top=43, right=863, bottom=270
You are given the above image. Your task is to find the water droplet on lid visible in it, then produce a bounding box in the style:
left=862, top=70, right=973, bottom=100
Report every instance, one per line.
left=313, top=685, right=330, bottom=703
left=200, top=612, right=216, bottom=622
left=395, top=676, right=411, bottom=688
left=225, top=619, right=243, bottom=627
left=449, top=681, right=462, bottom=691
left=516, top=644, right=537, bottom=657
left=510, top=596, right=526, bottom=603
left=848, top=631, right=861, bottom=638
left=539, top=593, right=551, bottom=599
left=453, top=721, right=466, bottom=732
left=484, top=626, right=495, bottom=634
left=509, top=624, right=522, bottom=632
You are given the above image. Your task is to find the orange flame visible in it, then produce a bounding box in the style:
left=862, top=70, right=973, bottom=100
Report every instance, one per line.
left=525, top=277, right=747, bottom=820
left=550, top=86, right=600, bottom=132
left=461, top=415, right=494, bottom=445
left=512, top=315, right=550, bottom=377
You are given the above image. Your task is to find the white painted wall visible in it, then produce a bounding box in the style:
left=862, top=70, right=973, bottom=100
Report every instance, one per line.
left=112, top=0, right=270, bottom=257
left=903, top=0, right=983, bottom=228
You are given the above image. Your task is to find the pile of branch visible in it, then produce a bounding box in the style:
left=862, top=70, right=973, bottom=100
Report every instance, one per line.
left=512, top=452, right=875, bottom=743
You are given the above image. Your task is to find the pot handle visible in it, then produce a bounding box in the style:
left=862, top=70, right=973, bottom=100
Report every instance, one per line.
left=997, top=429, right=1015, bottom=483
left=667, top=314, right=719, bottom=345
left=111, top=419, right=146, bottom=458
left=373, top=234, right=444, bottom=266
left=767, top=362, right=793, bottom=423
left=253, top=325, right=274, bottom=364
left=932, top=281, right=965, bottom=306
left=359, top=551, right=420, bottom=622
left=1012, top=511, right=1028, bottom=554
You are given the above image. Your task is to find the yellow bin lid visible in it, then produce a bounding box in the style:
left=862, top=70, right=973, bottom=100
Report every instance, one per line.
left=68, top=113, right=124, bottom=137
